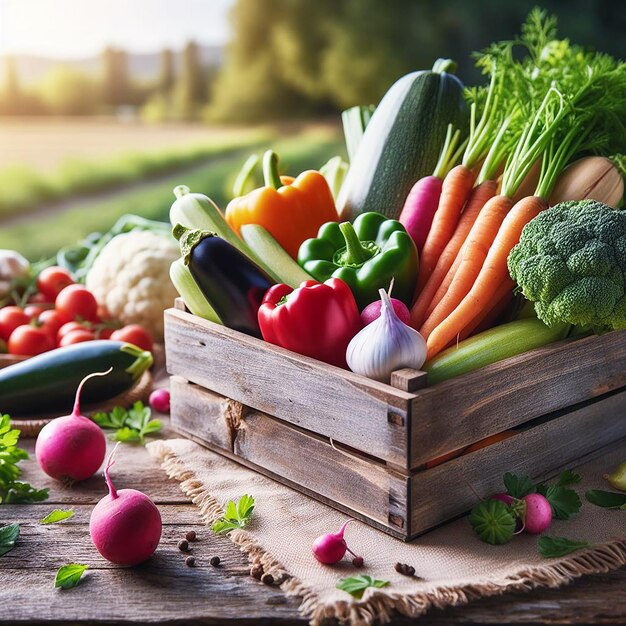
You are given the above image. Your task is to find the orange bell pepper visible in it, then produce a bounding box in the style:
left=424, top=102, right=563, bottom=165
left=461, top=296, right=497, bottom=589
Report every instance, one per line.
left=225, top=151, right=338, bottom=259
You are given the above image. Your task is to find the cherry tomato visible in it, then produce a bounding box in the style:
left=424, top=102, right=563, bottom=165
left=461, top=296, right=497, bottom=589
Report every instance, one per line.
left=28, top=292, right=54, bottom=306
left=95, top=326, right=116, bottom=339
left=55, top=285, right=99, bottom=324
left=38, top=310, right=64, bottom=341
left=24, top=304, right=45, bottom=320
left=111, top=325, right=154, bottom=352
left=0, top=306, right=31, bottom=341
left=8, top=325, right=53, bottom=356
left=57, top=321, right=89, bottom=342
left=58, top=328, right=95, bottom=347
left=37, top=266, right=74, bottom=301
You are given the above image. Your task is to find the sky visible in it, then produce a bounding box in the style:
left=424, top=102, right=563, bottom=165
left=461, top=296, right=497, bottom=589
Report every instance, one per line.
left=0, top=0, right=235, bottom=58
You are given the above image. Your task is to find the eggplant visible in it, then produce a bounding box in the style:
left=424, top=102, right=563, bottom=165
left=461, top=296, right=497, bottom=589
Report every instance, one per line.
left=174, top=225, right=274, bottom=338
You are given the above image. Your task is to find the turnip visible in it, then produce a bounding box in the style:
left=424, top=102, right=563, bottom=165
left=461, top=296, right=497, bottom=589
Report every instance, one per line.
left=490, top=492, right=514, bottom=506
left=312, top=519, right=363, bottom=565
left=35, top=370, right=109, bottom=481
left=361, top=297, right=411, bottom=326
left=522, top=493, right=552, bottom=534
left=90, top=443, right=162, bottom=566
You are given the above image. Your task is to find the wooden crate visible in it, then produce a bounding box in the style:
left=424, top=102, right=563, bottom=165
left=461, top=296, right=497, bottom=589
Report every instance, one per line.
left=165, top=300, right=626, bottom=540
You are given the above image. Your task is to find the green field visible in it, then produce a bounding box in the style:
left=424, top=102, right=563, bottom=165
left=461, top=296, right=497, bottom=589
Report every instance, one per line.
left=0, top=125, right=344, bottom=260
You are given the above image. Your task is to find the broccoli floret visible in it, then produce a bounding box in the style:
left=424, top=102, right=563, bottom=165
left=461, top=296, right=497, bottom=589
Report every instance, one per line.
left=508, top=200, right=626, bottom=330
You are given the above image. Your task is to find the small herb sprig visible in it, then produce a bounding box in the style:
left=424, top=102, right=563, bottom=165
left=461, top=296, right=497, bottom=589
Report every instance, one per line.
left=336, top=575, right=390, bottom=599
left=54, top=563, right=88, bottom=590
left=41, top=509, right=74, bottom=525
left=211, top=495, right=255, bottom=534
left=92, top=402, right=161, bottom=445
left=585, top=490, right=626, bottom=509
left=538, top=536, right=589, bottom=558
left=0, top=414, right=48, bottom=504
left=0, top=523, right=20, bottom=556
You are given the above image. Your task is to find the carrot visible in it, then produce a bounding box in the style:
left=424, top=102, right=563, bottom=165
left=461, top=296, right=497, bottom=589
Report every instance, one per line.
left=410, top=179, right=498, bottom=328
left=414, top=164, right=475, bottom=295
left=426, top=195, right=548, bottom=359
left=419, top=195, right=514, bottom=338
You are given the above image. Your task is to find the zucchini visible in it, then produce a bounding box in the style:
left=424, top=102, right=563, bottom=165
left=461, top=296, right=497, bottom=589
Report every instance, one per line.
left=425, top=319, right=570, bottom=385
left=337, top=59, right=467, bottom=221
left=240, top=224, right=312, bottom=288
left=169, top=258, right=221, bottom=323
left=1, top=341, right=153, bottom=416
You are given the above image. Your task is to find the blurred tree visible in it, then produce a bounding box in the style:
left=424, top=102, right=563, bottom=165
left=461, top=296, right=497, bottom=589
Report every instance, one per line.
left=39, top=65, right=97, bottom=115
left=175, top=40, right=208, bottom=119
left=0, top=56, right=48, bottom=115
left=101, top=46, right=131, bottom=106
left=158, top=48, right=176, bottom=94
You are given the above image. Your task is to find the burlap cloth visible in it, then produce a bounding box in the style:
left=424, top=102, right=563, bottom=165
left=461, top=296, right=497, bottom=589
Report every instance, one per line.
left=147, top=438, right=626, bottom=625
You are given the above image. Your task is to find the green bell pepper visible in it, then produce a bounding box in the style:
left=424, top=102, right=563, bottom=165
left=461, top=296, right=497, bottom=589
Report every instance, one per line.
left=297, top=212, right=418, bottom=309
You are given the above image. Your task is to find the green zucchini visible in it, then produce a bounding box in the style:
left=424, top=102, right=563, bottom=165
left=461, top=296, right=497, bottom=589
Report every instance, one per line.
left=337, top=59, right=467, bottom=221
left=169, top=258, right=221, bottom=323
left=425, top=319, right=570, bottom=385
left=0, top=341, right=153, bottom=416
left=240, top=224, right=313, bottom=288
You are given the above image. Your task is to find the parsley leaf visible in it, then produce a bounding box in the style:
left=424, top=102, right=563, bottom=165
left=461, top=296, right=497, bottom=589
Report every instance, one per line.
left=538, top=536, right=589, bottom=558
left=537, top=484, right=582, bottom=520
left=585, top=490, right=626, bottom=509
left=54, top=563, right=88, bottom=589
left=336, top=575, right=389, bottom=599
left=211, top=494, right=255, bottom=534
left=503, top=472, right=535, bottom=498
left=0, top=523, right=20, bottom=556
left=0, top=414, right=48, bottom=504
left=91, top=402, right=160, bottom=445
left=41, top=509, right=74, bottom=525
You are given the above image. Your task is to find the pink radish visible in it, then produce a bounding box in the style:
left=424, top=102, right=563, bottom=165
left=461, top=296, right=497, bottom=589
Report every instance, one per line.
left=90, top=443, right=162, bottom=565
left=361, top=297, right=410, bottom=326
left=399, top=175, right=443, bottom=253
left=522, top=493, right=552, bottom=534
left=35, top=370, right=109, bottom=481
left=490, top=492, right=514, bottom=507
left=149, top=388, right=170, bottom=414
left=312, top=519, right=363, bottom=565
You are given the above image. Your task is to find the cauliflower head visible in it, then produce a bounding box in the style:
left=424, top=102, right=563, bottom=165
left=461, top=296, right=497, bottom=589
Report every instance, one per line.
left=508, top=200, right=626, bottom=330
left=86, top=231, right=179, bottom=340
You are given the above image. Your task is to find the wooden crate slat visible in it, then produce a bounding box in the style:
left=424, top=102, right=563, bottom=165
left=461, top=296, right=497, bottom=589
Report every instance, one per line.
left=410, top=389, right=626, bottom=535
left=170, top=377, right=409, bottom=535
left=165, top=308, right=413, bottom=467
left=410, top=331, right=626, bottom=467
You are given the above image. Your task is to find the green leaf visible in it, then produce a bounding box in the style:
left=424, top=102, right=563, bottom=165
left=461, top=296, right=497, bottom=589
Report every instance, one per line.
left=109, top=405, right=129, bottom=428
left=538, top=536, right=589, bottom=558
left=91, top=411, right=116, bottom=428
left=41, top=509, right=74, bottom=525
left=0, top=523, right=20, bottom=556
left=503, top=472, right=536, bottom=498
left=469, top=499, right=516, bottom=545
left=585, top=490, right=626, bottom=509
left=142, top=419, right=161, bottom=435
left=113, top=427, right=141, bottom=443
left=236, top=494, right=255, bottom=521
left=211, top=519, right=241, bottom=534
left=557, top=470, right=582, bottom=487
left=54, top=563, right=88, bottom=589
left=541, top=485, right=581, bottom=520
left=211, top=495, right=255, bottom=534
left=336, top=575, right=389, bottom=599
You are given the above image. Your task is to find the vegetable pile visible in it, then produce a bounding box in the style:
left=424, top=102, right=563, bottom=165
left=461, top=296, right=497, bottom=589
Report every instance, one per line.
left=168, top=9, right=626, bottom=387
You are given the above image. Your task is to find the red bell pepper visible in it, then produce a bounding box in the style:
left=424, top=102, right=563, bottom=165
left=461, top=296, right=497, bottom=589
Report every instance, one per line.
left=258, top=278, right=362, bottom=368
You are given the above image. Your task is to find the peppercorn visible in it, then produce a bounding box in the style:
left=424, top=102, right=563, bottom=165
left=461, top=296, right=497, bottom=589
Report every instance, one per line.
left=186, top=530, right=197, bottom=542
left=352, top=556, right=364, bottom=568
left=185, top=556, right=196, bottom=567
left=394, top=562, right=415, bottom=576
left=178, top=539, right=189, bottom=552
left=210, top=556, right=221, bottom=567
left=250, top=565, right=263, bottom=579
left=261, top=573, right=275, bottom=586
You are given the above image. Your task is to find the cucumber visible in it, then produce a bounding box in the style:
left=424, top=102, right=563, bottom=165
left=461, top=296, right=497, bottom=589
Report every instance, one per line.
left=337, top=59, right=467, bottom=221
left=240, top=224, right=313, bottom=288
left=0, top=341, right=153, bottom=416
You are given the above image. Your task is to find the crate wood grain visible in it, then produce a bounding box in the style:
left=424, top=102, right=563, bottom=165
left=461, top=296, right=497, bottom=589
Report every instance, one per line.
left=169, top=377, right=626, bottom=539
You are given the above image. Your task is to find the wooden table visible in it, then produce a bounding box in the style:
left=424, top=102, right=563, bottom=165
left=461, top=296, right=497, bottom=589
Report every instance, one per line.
left=1, top=419, right=624, bottom=625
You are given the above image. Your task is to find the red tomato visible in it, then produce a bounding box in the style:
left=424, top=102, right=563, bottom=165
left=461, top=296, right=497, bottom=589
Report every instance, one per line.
left=55, top=285, right=99, bottom=324
left=38, top=310, right=64, bottom=341
left=28, top=292, right=54, bottom=306
left=37, top=266, right=74, bottom=301
left=0, top=306, right=31, bottom=341
left=95, top=326, right=115, bottom=339
left=111, top=325, right=154, bottom=352
left=56, top=321, right=89, bottom=342
left=58, top=329, right=95, bottom=347
left=24, top=304, right=45, bottom=320
left=8, top=325, right=53, bottom=356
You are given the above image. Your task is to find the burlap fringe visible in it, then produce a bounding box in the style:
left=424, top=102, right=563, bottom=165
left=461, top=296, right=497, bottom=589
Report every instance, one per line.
left=147, top=441, right=626, bottom=626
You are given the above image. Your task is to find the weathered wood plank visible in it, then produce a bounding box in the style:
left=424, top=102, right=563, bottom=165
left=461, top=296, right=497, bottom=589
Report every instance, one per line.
left=410, top=331, right=626, bottom=467
left=170, top=377, right=409, bottom=536
left=165, top=308, right=414, bottom=467
left=410, top=391, right=626, bottom=535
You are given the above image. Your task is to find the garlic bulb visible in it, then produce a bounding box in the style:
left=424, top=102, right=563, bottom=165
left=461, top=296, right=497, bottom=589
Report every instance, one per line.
left=550, top=156, right=623, bottom=208
left=346, top=288, right=426, bottom=383
left=0, top=250, right=30, bottom=299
